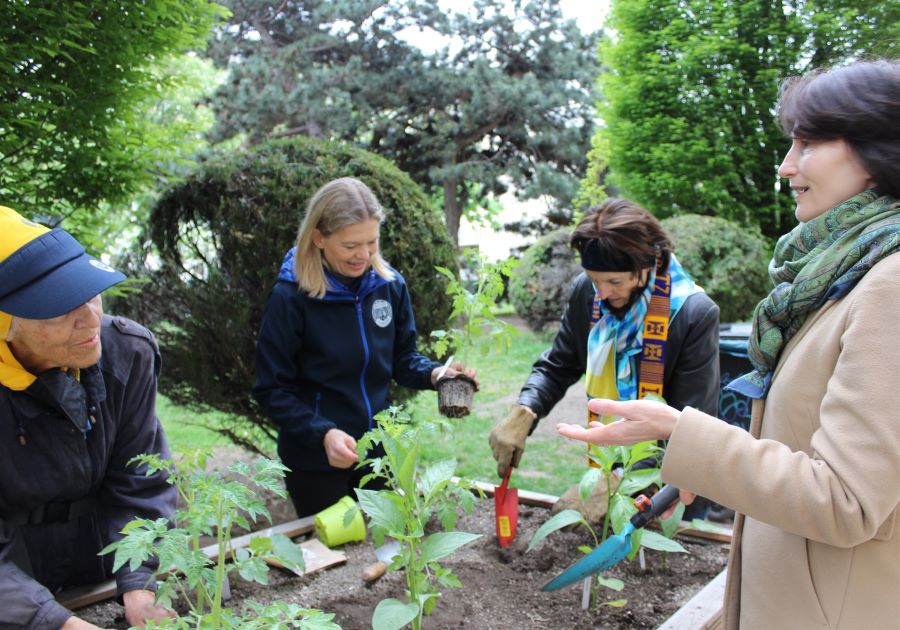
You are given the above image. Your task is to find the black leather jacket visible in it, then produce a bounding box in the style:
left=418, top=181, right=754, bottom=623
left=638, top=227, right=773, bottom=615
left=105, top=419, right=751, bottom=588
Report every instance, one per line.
left=518, top=273, right=721, bottom=421
left=0, top=316, right=176, bottom=629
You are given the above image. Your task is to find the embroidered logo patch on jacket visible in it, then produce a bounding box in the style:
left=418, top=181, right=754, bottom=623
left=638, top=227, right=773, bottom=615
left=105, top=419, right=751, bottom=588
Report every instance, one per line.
left=372, top=299, right=392, bottom=327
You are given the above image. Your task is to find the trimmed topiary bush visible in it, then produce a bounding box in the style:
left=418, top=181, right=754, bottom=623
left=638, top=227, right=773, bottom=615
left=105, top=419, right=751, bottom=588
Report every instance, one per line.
left=508, top=228, right=581, bottom=332
left=662, top=214, right=771, bottom=323
left=116, top=136, right=456, bottom=452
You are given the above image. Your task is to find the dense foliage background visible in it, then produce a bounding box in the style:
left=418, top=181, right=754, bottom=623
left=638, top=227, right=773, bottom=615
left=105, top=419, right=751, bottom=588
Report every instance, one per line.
left=204, top=0, right=601, bottom=244
left=582, top=0, right=898, bottom=241
left=3, top=2, right=896, bottom=449
left=661, top=214, right=771, bottom=323
left=508, top=228, right=581, bottom=332
left=0, top=1, right=227, bottom=248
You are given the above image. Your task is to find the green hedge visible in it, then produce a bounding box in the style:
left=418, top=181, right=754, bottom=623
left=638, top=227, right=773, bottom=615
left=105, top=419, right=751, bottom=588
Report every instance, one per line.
left=508, top=228, right=581, bottom=332
left=116, top=136, right=457, bottom=451
left=661, top=214, right=771, bottom=323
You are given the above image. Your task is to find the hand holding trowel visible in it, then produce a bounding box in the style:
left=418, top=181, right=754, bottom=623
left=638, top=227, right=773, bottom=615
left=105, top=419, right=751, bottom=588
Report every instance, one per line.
left=362, top=539, right=401, bottom=583
left=495, top=467, right=519, bottom=547
left=542, top=484, right=680, bottom=591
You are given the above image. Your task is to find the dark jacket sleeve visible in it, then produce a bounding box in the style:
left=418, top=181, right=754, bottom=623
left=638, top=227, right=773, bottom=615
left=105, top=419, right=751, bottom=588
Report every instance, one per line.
left=253, top=282, right=338, bottom=446
left=390, top=276, right=441, bottom=391
left=517, top=275, right=592, bottom=418
left=663, top=293, right=720, bottom=415
left=0, top=524, right=73, bottom=629
left=100, top=318, right=178, bottom=597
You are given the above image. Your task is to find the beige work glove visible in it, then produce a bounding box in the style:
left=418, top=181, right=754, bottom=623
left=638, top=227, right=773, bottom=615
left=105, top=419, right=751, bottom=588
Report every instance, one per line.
left=550, top=470, right=621, bottom=526
left=489, top=404, right=537, bottom=477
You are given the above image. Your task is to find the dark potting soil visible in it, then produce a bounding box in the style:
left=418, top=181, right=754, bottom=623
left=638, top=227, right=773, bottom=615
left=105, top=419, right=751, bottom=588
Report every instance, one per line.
left=78, top=496, right=728, bottom=629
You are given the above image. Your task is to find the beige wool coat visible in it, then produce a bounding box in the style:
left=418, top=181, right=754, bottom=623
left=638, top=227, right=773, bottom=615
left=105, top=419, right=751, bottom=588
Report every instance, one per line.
left=661, top=252, right=900, bottom=629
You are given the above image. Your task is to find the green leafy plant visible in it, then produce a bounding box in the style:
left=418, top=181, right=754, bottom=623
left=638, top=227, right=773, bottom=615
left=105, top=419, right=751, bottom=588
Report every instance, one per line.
left=102, top=450, right=339, bottom=629
left=527, top=441, right=687, bottom=609
left=355, top=407, right=482, bottom=630
left=431, top=254, right=519, bottom=368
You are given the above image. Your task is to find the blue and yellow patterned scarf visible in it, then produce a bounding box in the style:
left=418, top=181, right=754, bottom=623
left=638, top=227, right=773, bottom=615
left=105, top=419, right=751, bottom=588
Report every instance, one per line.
left=585, top=254, right=702, bottom=407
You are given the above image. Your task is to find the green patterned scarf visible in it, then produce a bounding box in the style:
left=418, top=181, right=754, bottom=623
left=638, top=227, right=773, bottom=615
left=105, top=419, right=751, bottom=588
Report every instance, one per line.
left=729, top=189, right=900, bottom=398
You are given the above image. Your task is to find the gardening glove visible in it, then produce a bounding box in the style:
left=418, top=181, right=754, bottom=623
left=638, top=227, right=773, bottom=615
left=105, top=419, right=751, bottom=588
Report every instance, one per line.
left=550, top=469, right=621, bottom=526
left=489, top=404, right=537, bottom=477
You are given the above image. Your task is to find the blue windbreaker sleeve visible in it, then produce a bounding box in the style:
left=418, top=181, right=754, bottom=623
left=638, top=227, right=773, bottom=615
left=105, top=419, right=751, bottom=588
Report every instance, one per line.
left=253, top=282, right=338, bottom=446
left=390, top=275, right=441, bottom=390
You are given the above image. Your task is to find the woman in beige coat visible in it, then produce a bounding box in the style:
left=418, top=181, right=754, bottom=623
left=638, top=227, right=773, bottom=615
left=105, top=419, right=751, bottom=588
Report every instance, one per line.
left=558, top=59, right=900, bottom=629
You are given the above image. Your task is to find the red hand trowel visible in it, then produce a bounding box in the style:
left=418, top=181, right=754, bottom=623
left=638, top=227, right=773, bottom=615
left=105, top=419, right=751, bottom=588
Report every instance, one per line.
left=495, top=467, right=519, bottom=547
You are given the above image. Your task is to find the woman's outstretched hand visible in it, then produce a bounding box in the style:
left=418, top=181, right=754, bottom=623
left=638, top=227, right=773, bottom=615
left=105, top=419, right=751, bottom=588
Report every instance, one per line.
left=556, top=398, right=680, bottom=446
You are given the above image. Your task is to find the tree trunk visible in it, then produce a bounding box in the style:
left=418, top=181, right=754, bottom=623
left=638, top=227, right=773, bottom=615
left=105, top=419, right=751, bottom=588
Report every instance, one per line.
left=443, top=176, right=461, bottom=249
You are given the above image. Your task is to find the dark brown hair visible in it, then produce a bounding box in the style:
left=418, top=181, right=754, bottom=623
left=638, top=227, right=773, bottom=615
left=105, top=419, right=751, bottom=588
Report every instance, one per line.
left=570, top=198, right=672, bottom=274
left=778, top=59, right=900, bottom=198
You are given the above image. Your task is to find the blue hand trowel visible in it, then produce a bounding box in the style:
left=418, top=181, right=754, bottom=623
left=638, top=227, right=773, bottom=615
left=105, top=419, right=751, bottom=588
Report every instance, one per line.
left=542, top=484, right=681, bottom=591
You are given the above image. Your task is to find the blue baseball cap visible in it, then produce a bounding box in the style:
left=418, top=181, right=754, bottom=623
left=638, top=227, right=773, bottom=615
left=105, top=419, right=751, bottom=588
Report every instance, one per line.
left=0, top=206, right=126, bottom=319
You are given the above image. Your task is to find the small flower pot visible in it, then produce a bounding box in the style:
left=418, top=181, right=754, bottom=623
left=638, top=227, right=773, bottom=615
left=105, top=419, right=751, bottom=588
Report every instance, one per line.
left=314, top=496, right=366, bottom=548
left=436, top=374, right=478, bottom=418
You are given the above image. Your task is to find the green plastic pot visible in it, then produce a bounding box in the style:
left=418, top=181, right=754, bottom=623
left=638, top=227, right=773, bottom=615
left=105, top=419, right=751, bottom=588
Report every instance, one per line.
left=314, top=495, right=366, bottom=548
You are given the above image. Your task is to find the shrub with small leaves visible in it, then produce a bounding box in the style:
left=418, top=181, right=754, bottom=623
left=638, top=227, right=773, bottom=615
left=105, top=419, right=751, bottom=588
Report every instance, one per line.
left=661, top=214, right=771, bottom=323
left=508, top=228, right=581, bottom=332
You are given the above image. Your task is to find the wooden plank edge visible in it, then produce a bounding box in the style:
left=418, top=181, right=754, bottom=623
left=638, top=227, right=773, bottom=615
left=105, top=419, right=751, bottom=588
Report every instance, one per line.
left=454, top=476, right=558, bottom=509
left=657, top=568, right=726, bottom=630
left=647, top=519, right=733, bottom=544
left=58, top=516, right=316, bottom=610
left=455, top=477, right=733, bottom=543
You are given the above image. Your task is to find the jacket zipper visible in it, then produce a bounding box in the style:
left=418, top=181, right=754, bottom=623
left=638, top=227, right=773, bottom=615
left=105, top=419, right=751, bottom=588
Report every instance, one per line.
left=355, top=299, right=374, bottom=428
left=314, top=391, right=321, bottom=417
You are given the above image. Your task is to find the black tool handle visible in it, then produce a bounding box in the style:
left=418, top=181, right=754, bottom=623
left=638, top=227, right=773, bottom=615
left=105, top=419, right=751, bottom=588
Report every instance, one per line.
left=629, top=484, right=680, bottom=530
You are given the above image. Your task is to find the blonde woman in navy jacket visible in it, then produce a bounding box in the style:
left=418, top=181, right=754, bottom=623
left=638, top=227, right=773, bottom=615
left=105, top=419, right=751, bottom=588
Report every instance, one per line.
left=254, top=177, right=475, bottom=517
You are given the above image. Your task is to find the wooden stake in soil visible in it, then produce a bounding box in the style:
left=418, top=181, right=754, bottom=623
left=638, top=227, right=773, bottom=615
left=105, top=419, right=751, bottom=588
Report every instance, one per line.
left=436, top=374, right=478, bottom=418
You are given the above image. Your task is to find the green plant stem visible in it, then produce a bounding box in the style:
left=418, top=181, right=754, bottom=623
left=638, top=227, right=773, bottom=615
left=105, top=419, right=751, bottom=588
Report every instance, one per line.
left=408, top=536, right=422, bottom=630
left=189, top=531, right=211, bottom=614
left=211, top=501, right=227, bottom=623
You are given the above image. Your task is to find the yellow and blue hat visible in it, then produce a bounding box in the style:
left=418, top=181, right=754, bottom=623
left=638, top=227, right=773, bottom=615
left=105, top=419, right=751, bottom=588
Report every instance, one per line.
left=0, top=206, right=126, bottom=319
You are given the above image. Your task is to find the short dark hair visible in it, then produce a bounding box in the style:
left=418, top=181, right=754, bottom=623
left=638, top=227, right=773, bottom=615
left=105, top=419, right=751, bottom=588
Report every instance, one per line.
left=570, top=198, right=672, bottom=275
left=778, top=59, right=900, bottom=198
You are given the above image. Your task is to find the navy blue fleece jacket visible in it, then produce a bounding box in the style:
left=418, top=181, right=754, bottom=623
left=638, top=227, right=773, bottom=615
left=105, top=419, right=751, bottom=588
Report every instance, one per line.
left=253, top=250, right=440, bottom=472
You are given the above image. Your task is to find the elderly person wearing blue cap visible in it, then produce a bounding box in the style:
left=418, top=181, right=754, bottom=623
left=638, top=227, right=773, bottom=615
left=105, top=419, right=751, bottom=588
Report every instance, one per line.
left=0, top=206, right=176, bottom=629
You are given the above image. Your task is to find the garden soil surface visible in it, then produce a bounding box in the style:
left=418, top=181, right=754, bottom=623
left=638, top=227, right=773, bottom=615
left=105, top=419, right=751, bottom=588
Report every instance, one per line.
left=78, top=447, right=729, bottom=630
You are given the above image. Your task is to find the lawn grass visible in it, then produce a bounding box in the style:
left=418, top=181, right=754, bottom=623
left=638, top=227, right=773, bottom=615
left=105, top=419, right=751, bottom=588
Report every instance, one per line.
left=156, top=394, right=232, bottom=452
left=406, top=321, right=588, bottom=497
left=156, top=320, right=588, bottom=497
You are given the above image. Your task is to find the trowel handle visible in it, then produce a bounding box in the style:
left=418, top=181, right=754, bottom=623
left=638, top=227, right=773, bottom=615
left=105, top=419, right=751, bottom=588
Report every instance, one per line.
left=499, top=466, right=513, bottom=492
left=630, top=484, right=680, bottom=530
left=362, top=561, right=388, bottom=583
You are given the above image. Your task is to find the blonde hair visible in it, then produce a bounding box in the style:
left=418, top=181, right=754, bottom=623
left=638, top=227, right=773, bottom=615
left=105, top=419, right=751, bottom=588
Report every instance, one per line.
left=294, top=177, right=394, bottom=297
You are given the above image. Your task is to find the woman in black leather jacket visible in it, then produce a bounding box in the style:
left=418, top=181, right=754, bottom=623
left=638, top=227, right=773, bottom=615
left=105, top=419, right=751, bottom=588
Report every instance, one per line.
left=489, top=198, right=720, bottom=521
